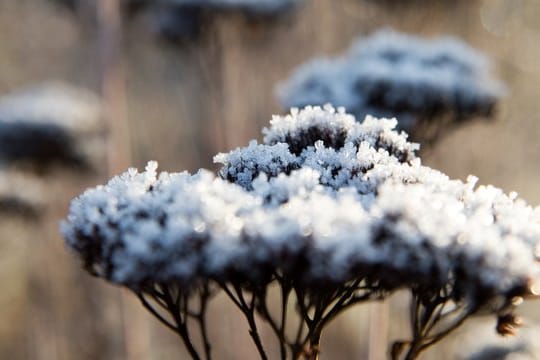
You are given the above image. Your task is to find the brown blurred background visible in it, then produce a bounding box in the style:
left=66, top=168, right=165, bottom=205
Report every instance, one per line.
left=1, top=0, right=540, bottom=359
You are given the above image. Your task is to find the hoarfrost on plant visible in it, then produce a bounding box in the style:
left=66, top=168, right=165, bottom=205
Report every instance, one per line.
left=63, top=106, right=540, bottom=311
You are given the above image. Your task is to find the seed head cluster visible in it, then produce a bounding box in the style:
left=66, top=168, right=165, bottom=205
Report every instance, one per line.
left=278, top=30, right=505, bottom=140
left=63, top=106, right=540, bottom=314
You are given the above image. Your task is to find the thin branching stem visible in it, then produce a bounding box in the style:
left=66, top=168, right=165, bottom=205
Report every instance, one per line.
left=218, top=281, right=269, bottom=360
left=196, top=283, right=212, bottom=360
left=394, top=290, right=475, bottom=360
left=161, top=286, right=202, bottom=360
left=278, top=277, right=291, bottom=360
left=137, top=293, right=177, bottom=332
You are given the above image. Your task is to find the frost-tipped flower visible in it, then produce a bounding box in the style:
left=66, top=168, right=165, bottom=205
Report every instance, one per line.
left=62, top=106, right=539, bottom=359
left=0, top=83, right=105, bottom=172
left=278, top=30, right=506, bottom=142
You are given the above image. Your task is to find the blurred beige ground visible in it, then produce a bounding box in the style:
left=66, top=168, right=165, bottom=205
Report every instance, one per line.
left=1, top=0, right=540, bottom=359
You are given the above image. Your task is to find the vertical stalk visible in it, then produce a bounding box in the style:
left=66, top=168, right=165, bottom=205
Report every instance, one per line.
left=368, top=300, right=389, bottom=360
left=97, top=0, right=130, bottom=175
left=96, top=2, right=147, bottom=360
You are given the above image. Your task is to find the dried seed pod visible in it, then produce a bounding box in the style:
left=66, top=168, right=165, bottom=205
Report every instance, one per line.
left=496, top=313, right=522, bottom=337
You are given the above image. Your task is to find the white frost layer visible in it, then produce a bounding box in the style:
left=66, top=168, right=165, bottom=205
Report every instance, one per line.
left=63, top=106, right=540, bottom=307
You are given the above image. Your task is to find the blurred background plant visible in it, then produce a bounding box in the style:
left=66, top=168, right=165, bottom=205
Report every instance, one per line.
left=2, top=0, right=540, bottom=359
left=277, top=29, right=506, bottom=144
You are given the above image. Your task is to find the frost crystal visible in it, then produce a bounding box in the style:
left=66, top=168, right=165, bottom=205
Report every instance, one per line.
left=277, top=30, right=505, bottom=141
left=64, top=105, right=539, bottom=313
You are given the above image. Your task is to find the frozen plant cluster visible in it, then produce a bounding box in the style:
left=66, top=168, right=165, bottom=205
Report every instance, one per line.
left=169, top=0, right=303, bottom=15
left=64, top=105, right=539, bottom=310
left=50, top=0, right=302, bottom=42
left=54, top=0, right=301, bottom=15
left=278, top=30, right=506, bottom=140
left=147, top=0, right=303, bottom=42
left=62, top=106, right=540, bottom=359
left=0, top=83, right=104, bottom=171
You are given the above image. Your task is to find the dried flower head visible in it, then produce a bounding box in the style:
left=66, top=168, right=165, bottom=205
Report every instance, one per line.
left=62, top=106, right=539, bottom=359
left=277, top=30, right=506, bottom=142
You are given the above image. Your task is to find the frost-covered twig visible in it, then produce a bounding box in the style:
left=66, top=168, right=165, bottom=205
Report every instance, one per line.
left=278, top=30, right=506, bottom=142
left=62, top=106, right=540, bottom=359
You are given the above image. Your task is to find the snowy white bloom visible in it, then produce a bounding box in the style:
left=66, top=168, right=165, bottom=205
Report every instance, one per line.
left=277, top=30, right=505, bottom=140
left=63, top=106, right=539, bottom=314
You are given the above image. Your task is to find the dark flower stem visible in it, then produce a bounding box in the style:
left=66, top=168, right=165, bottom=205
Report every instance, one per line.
left=393, top=292, right=474, bottom=360
left=136, top=278, right=392, bottom=360
left=219, top=282, right=269, bottom=360
left=135, top=282, right=217, bottom=360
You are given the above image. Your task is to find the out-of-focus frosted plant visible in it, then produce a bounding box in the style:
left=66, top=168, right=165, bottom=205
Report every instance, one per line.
left=62, top=106, right=540, bottom=359
left=0, top=83, right=105, bottom=172
left=146, top=0, right=304, bottom=42
left=50, top=0, right=303, bottom=42
left=278, top=30, right=506, bottom=143
left=163, top=0, right=303, bottom=16
left=53, top=0, right=300, bottom=15
left=0, top=170, right=44, bottom=219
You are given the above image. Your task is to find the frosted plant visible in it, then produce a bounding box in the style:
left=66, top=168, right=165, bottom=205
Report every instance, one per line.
left=52, top=0, right=301, bottom=15
left=0, top=83, right=104, bottom=172
left=126, top=0, right=303, bottom=17
left=62, top=106, right=540, bottom=359
left=50, top=0, right=302, bottom=42
left=147, top=0, right=303, bottom=42
left=277, top=30, right=506, bottom=143
left=169, top=0, right=302, bottom=15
